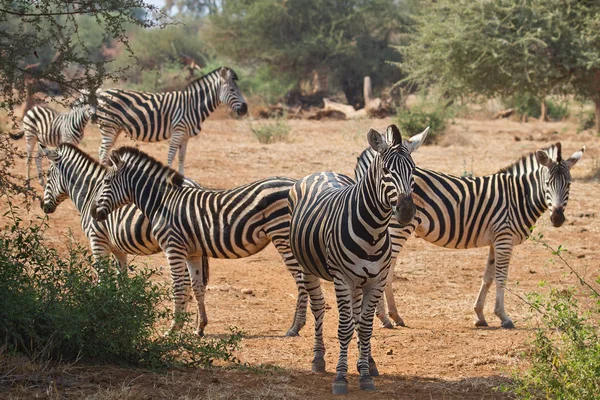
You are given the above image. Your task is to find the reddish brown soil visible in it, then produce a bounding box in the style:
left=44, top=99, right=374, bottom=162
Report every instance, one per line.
left=2, top=117, right=599, bottom=399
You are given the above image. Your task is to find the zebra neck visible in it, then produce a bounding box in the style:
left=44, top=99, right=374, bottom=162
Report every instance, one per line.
left=128, top=172, right=171, bottom=221
left=63, top=158, right=104, bottom=213
left=353, top=162, right=393, bottom=239
left=185, top=75, right=221, bottom=123
left=510, top=169, right=548, bottom=227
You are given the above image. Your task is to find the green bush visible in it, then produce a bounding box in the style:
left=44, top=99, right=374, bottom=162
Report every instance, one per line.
left=508, top=241, right=600, bottom=399
left=545, top=98, right=570, bottom=121
left=0, top=206, right=242, bottom=368
left=503, top=94, right=570, bottom=121
left=250, top=119, right=291, bottom=144
left=394, top=98, right=455, bottom=143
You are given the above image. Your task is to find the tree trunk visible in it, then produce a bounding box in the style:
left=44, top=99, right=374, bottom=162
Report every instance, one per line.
left=540, top=99, right=547, bottom=122
left=595, top=98, right=600, bottom=134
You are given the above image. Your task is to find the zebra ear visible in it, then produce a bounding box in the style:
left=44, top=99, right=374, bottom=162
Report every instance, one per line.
left=108, top=151, right=123, bottom=169
left=219, top=67, right=229, bottom=81
left=405, top=126, right=429, bottom=154
left=565, top=146, right=585, bottom=170
left=535, top=149, right=555, bottom=168
left=385, top=124, right=402, bottom=146
left=39, top=144, right=59, bottom=162
left=367, top=128, right=389, bottom=154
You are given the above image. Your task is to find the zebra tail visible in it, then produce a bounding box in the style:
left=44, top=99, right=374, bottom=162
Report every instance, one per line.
left=8, top=131, right=24, bottom=140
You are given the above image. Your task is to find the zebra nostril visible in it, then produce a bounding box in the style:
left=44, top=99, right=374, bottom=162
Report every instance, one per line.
left=237, top=103, right=248, bottom=116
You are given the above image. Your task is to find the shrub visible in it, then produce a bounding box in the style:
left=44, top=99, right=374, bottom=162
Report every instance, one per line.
left=250, top=119, right=291, bottom=144
left=394, top=98, right=455, bottom=143
left=545, top=98, right=570, bottom=121
left=577, top=109, right=596, bottom=132
left=508, top=240, right=600, bottom=399
left=503, top=94, right=570, bottom=121
left=0, top=204, right=242, bottom=368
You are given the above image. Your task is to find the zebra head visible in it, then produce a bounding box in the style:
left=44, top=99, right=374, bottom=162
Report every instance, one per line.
left=367, top=124, right=429, bottom=226
left=39, top=144, right=68, bottom=214
left=72, top=89, right=97, bottom=120
left=535, top=143, right=585, bottom=227
left=218, top=67, right=247, bottom=116
left=91, top=151, right=128, bottom=222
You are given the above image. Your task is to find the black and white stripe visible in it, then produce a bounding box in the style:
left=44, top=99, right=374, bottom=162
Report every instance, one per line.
left=94, top=67, right=247, bottom=174
left=11, top=96, right=94, bottom=186
left=288, top=125, right=428, bottom=394
left=39, top=143, right=215, bottom=334
left=91, top=147, right=307, bottom=336
left=355, top=142, right=585, bottom=329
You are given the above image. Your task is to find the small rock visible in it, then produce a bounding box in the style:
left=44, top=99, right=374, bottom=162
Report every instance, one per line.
left=529, top=269, right=536, bottom=274
left=577, top=254, right=585, bottom=259
left=386, top=349, right=393, bottom=356
left=241, top=288, right=253, bottom=295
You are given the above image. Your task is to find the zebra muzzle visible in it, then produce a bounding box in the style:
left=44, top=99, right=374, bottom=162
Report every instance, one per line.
left=41, top=200, right=56, bottom=214
left=550, top=208, right=565, bottom=227
left=236, top=103, right=248, bottom=116
left=394, top=197, right=416, bottom=226
left=90, top=202, right=108, bottom=221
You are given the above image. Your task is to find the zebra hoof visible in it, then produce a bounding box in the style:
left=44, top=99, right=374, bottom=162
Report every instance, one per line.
left=311, top=357, right=326, bottom=373
left=393, top=317, right=406, bottom=328
left=501, top=319, right=515, bottom=329
left=285, top=329, right=300, bottom=337
left=332, top=376, right=348, bottom=395
left=359, top=376, right=376, bottom=391
left=196, top=328, right=205, bottom=337
left=475, top=319, right=489, bottom=327
left=381, top=320, right=394, bottom=329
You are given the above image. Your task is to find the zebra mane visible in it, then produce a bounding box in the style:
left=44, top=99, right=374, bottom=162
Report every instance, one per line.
left=186, top=67, right=237, bottom=89
left=497, top=143, right=562, bottom=176
left=56, top=142, right=98, bottom=165
left=115, top=146, right=185, bottom=187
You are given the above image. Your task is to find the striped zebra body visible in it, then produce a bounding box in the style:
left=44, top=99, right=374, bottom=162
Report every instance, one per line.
left=355, top=143, right=585, bottom=329
left=288, top=125, right=427, bottom=394
left=94, top=67, right=247, bottom=174
left=12, top=103, right=93, bottom=186
left=92, top=147, right=307, bottom=336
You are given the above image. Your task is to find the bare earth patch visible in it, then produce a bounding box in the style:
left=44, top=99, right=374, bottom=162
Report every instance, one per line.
left=2, top=117, right=598, bottom=399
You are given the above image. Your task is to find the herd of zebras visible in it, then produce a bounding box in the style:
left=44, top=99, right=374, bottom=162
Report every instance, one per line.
left=11, top=66, right=586, bottom=394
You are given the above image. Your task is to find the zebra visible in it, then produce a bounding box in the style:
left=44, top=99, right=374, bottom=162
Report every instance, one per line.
left=90, top=146, right=309, bottom=337
left=94, top=67, right=247, bottom=174
left=10, top=94, right=96, bottom=186
left=354, top=142, right=585, bottom=329
left=288, top=124, right=428, bottom=394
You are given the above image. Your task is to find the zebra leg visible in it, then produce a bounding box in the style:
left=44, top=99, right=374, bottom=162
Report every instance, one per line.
left=25, top=133, right=35, bottom=186
left=332, top=277, right=354, bottom=395
left=177, top=136, right=189, bottom=175
left=165, top=250, right=190, bottom=336
left=304, top=272, right=326, bottom=373
left=474, top=246, right=496, bottom=327
left=493, top=242, right=515, bottom=329
left=167, top=131, right=184, bottom=170
left=378, top=226, right=411, bottom=328
left=185, top=256, right=209, bottom=336
left=98, top=127, right=120, bottom=165
left=356, top=277, right=386, bottom=391
left=354, top=289, right=379, bottom=376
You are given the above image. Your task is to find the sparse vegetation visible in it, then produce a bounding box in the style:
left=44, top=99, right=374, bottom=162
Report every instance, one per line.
left=0, top=200, right=242, bottom=369
left=250, top=119, right=292, bottom=144
left=394, top=95, right=456, bottom=142
left=508, top=239, right=600, bottom=400
left=577, top=109, right=596, bottom=133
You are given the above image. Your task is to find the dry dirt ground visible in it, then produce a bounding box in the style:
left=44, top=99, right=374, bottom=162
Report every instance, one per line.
left=2, top=116, right=599, bottom=399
